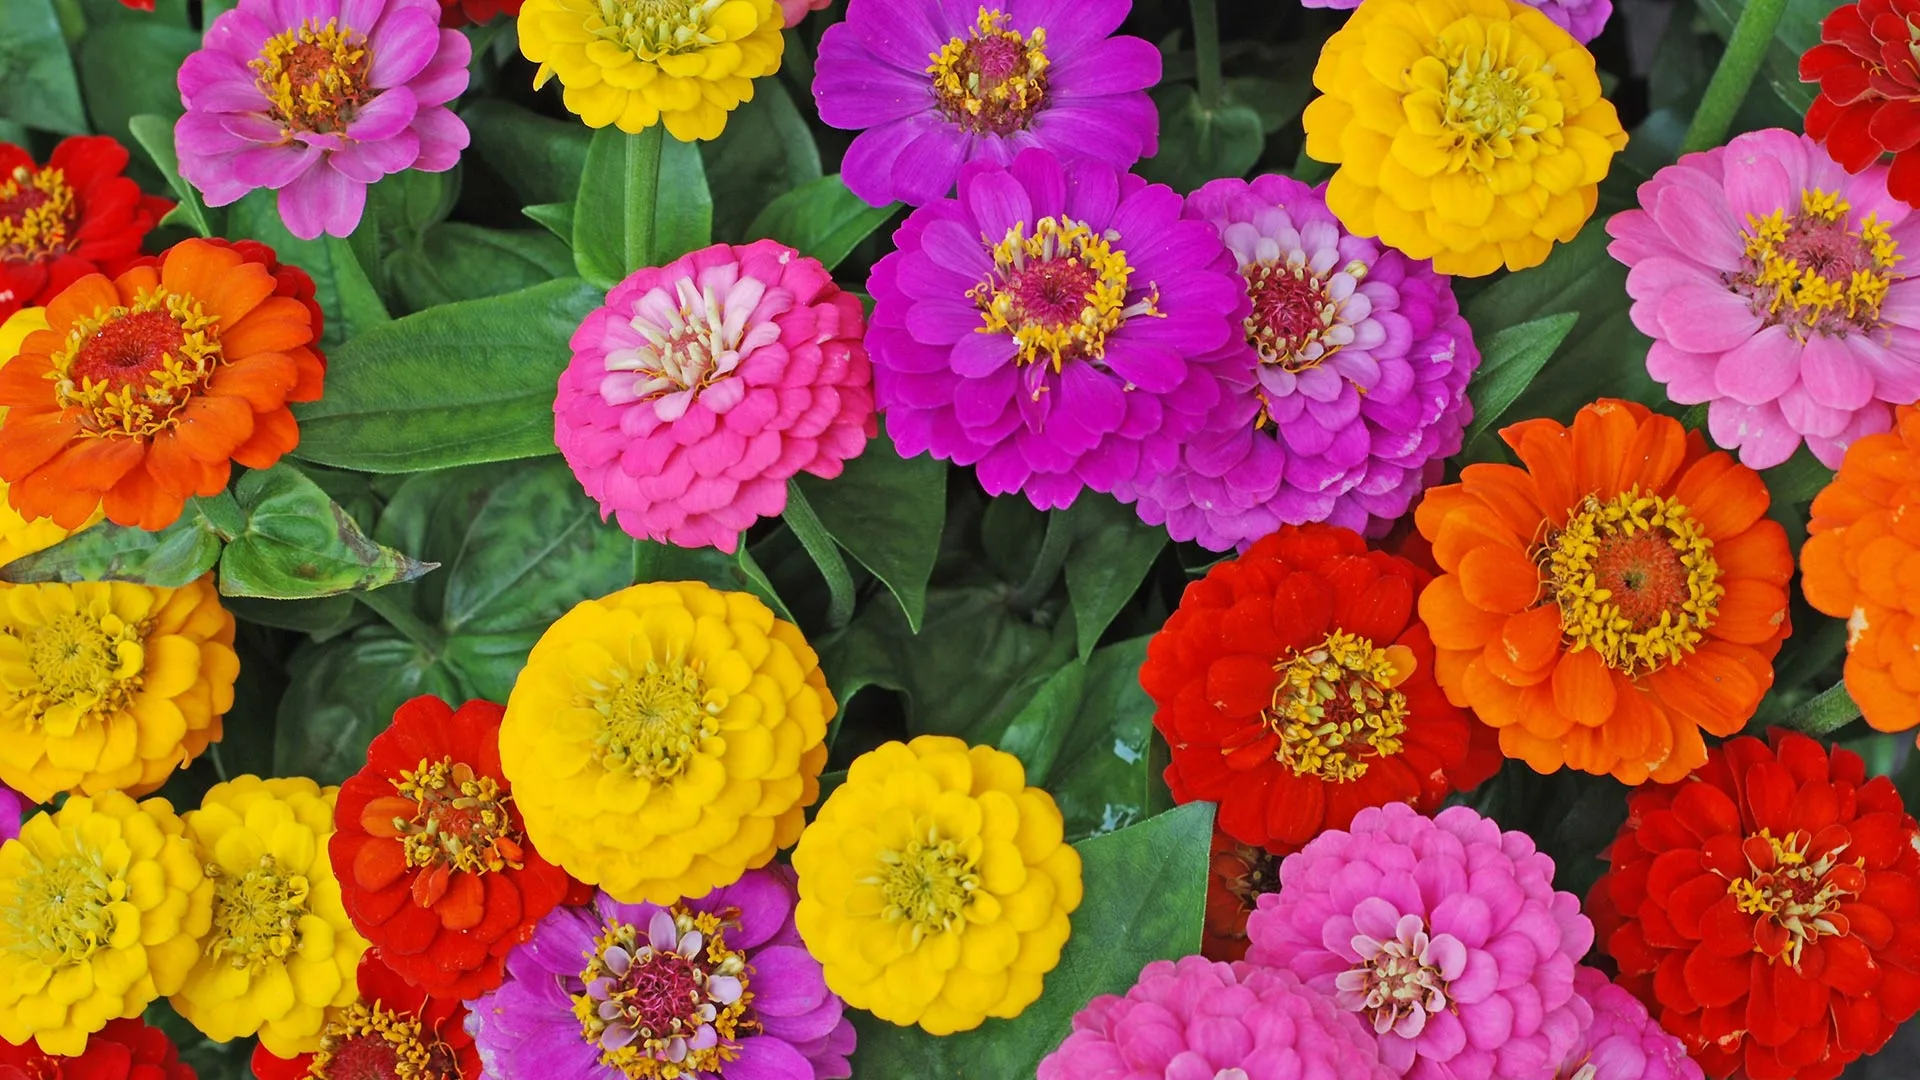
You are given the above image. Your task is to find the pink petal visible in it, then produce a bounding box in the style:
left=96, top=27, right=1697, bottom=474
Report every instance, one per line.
left=1712, top=324, right=1800, bottom=404
left=277, top=161, right=368, bottom=239
left=1800, top=332, right=1874, bottom=409
left=1657, top=286, right=1762, bottom=353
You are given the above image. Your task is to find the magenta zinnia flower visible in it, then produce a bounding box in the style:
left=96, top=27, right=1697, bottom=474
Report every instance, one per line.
left=812, top=0, right=1161, bottom=207
left=1608, top=127, right=1920, bottom=468
left=556, top=239, right=875, bottom=553
left=1038, top=954, right=1399, bottom=1080
left=867, top=148, right=1245, bottom=509
left=469, top=871, right=855, bottom=1080
left=1556, top=967, right=1705, bottom=1080
left=1295, top=0, right=1610, bottom=42
left=175, top=0, right=470, bottom=240
left=0, top=781, right=23, bottom=844
left=1245, top=803, right=1594, bottom=1080
left=1114, top=174, right=1477, bottom=550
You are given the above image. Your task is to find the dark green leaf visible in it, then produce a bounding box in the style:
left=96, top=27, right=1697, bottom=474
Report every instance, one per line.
left=1139, top=83, right=1264, bottom=192
left=463, top=99, right=593, bottom=207
left=792, top=431, right=946, bottom=632
left=0, top=501, right=228, bottom=586
left=221, top=594, right=364, bottom=640
left=523, top=201, right=574, bottom=242
left=391, top=224, right=575, bottom=310
left=704, top=77, right=823, bottom=242
left=782, top=481, right=856, bottom=628
left=76, top=21, right=197, bottom=145
left=653, top=134, right=713, bottom=264
left=274, top=626, right=461, bottom=784
left=218, top=464, right=435, bottom=599
left=127, top=113, right=213, bottom=238
left=575, top=126, right=710, bottom=286
left=0, top=0, right=86, bottom=134
left=997, top=637, right=1157, bottom=840
left=1059, top=493, right=1165, bottom=658
left=1462, top=312, right=1579, bottom=448
left=229, top=190, right=390, bottom=348
left=745, top=174, right=897, bottom=271
left=1782, top=681, right=1862, bottom=736
left=628, top=538, right=795, bottom=623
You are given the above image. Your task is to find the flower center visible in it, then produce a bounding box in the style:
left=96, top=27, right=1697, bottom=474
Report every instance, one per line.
left=252, top=18, right=373, bottom=134
left=1542, top=489, right=1723, bottom=675
left=592, top=0, right=729, bottom=60
left=364, top=757, right=525, bottom=881
left=15, top=608, right=146, bottom=733
left=1334, top=914, right=1457, bottom=1037
left=602, top=276, right=775, bottom=418
left=1415, top=34, right=1561, bottom=175
left=971, top=216, right=1159, bottom=372
left=595, top=660, right=720, bottom=781
left=871, top=828, right=983, bottom=943
left=1735, top=189, right=1902, bottom=339
left=3, top=853, right=118, bottom=965
left=1243, top=257, right=1369, bottom=372
left=0, top=165, right=76, bottom=264
left=574, top=906, right=754, bottom=1079
left=927, top=8, right=1050, bottom=135
left=1557, top=1061, right=1599, bottom=1080
left=205, top=855, right=310, bottom=970
left=307, top=1000, right=460, bottom=1080
left=1216, top=841, right=1281, bottom=912
left=50, top=286, right=224, bottom=438
left=1264, top=631, right=1415, bottom=783
left=1723, top=827, right=1865, bottom=968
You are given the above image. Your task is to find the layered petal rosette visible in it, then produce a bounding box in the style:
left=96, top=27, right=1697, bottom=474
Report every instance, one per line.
left=0, top=1017, right=197, bottom=1080
left=556, top=240, right=874, bottom=554
left=1555, top=967, right=1705, bottom=1080
left=0, top=137, right=172, bottom=321
left=1802, top=0, right=1920, bottom=207
left=250, top=952, right=481, bottom=1080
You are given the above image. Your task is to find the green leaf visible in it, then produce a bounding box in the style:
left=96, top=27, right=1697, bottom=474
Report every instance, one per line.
left=1059, top=493, right=1165, bottom=658
left=463, top=99, right=593, bottom=207
left=221, top=594, right=364, bottom=640
left=782, top=480, right=856, bottom=628
left=791, top=431, right=946, bottom=632
left=274, top=626, right=461, bottom=784
left=629, top=539, right=795, bottom=623
left=745, top=174, right=897, bottom=271
left=849, top=802, right=1214, bottom=1077
left=0, top=502, right=229, bottom=586
left=217, top=464, right=435, bottom=600
left=290, top=277, right=601, bottom=472
left=1695, top=0, right=1832, bottom=116
left=228, top=190, right=390, bottom=349
left=573, top=127, right=711, bottom=284
left=703, top=77, right=823, bottom=242
left=1462, top=312, right=1580, bottom=449
left=653, top=134, right=713, bottom=264
left=76, top=21, right=198, bottom=145
left=522, top=201, right=574, bottom=243
left=997, top=637, right=1157, bottom=840
left=1139, top=83, right=1264, bottom=192
left=127, top=113, right=213, bottom=238
left=390, top=224, right=575, bottom=311
left=0, top=0, right=86, bottom=134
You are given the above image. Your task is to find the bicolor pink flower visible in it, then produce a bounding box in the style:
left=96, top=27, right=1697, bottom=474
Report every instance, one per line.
left=1246, top=803, right=1594, bottom=1080
left=1038, top=954, right=1398, bottom=1080
left=1608, top=128, right=1920, bottom=468
left=175, top=0, right=470, bottom=239
left=556, top=240, right=876, bottom=553
left=1556, top=967, right=1705, bottom=1080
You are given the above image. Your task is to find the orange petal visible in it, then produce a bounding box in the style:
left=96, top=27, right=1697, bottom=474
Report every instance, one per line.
left=15, top=461, right=106, bottom=529
left=219, top=298, right=315, bottom=358
left=1561, top=723, right=1613, bottom=775
left=102, top=460, right=184, bottom=530
left=287, top=347, right=326, bottom=402
left=1717, top=520, right=1794, bottom=587
left=230, top=407, right=299, bottom=470
left=1499, top=723, right=1568, bottom=775
left=143, top=431, right=200, bottom=498
left=1415, top=484, right=1476, bottom=551
left=1499, top=605, right=1565, bottom=674
left=209, top=352, right=298, bottom=411
left=0, top=356, right=54, bottom=408
left=1458, top=463, right=1548, bottom=539
left=160, top=241, right=272, bottom=328
left=1674, top=452, right=1769, bottom=539
left=1482, top=632, right=1554, bottom=687
left=1418, top=575, right=1506, bottom=650
left=45, top=275, right=121, bottom=330
left=1552, top=646, right=1619, bottom=727
left=1458, top=542, right=1543, bottom=613
left=1648, top=645, right=1762, bottom=736
left=1847, top=652, right=1919, bottom=733
left=173, top=393, right=253, bottom=462
left=1710, top=579, right=1789, bottom=645
left=0, top=412, right=81, bottom=482
left=52, top=436, right=145, bottom=491
left=1571, top=399, right=1644, bottom=496
left=1508, top=419, right=1578, bottom=527
left=1618, top=408, right=1689, bottom=494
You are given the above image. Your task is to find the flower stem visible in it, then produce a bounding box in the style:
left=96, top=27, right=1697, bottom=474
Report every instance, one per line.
left=354, top=586, right=445, bottom=655
left=1680, top=0, right=1789, bottom=154
left=1782, top=681, right=1862, bottom=736
left=1192, top=0, right=1223, bottom=109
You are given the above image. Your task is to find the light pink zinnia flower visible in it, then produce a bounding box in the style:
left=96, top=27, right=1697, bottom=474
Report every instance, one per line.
left=175, top=0, right=470, bottom=240
left=1608, top=127, right=1920, bottom=468
left=1245, top=803, right=1594, bottom=1080
left=1038, top=954, right=1398, bottom=1080
left=780, top=0, right=831, bottom=25
left=1555, top=967, right=1704, bottom=1080
left=555, top=240, right=876, bottom=553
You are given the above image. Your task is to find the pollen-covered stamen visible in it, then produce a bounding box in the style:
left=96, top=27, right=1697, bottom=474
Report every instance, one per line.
left=0, top=165, right=76, bottom=263
left=1722, top=826, right=1865, bottom=968
left=307, top=999, right=461, bottom=1080
left=3, top=852, right=121, bottom=965
left=572, top=906, right=755, bottom=1079
left=49, top=287, right=225, bottom=437
left=927, top=8, right=1050, bottom=136
left=1243, top=257, right=1369, bottom=372
left=1333, top=913, right=1462, bottom=1037
left=594, top=660, right=722, bottom=782
left=602, top=274, right=781, bottom=420
left=205, top=854, right=310, bottom=970
left=1737, top=189, right=1903, bottom=338
left=16, top=608, right=147, bottom=736
left=865, top=825, right=984, bottom=945
left=360, top=757, right=525, bottom=905
left=592, top=0, right=729, bottom=60
left=1261, top=630, right=1416, bottom=783
left=1542, top=489, right=1724, bottom=675
left=1420, top=39, right=1559, bottom=174
left=971, top=216, right=1160, bottom=372
left=251, top=18, right=373, bottom=135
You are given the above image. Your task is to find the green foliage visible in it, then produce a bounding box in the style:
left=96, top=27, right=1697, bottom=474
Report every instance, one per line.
left=792, top=431, right=947, bottom=632
left=217, top=464, right=434, bottom=599
left=0, top=0, right=86, bottom=134
left=229, top=190, right=390, bottom=349
left=573, top=127, right=713, bottom=287
left=0, top=500, right=230, bottom=587
left=127, top=112, right=213, bottom=237
left=75, top=20, right=197, bottom=146
left=747, top=175, right=897, bottom=270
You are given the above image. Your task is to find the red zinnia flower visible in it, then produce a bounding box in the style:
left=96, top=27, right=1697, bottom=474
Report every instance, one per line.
left=1802, top=0, right=1920, bottom=205
left=1202, top=826, right=1281, bottom=961
left=250, top=952, right=480, bottom=1080
left=437, top=0, right=519, bottom=26
left=1141, top=523, right=1500, bottom=854
left=1588, top=730, right=1920, bottom=1080
left=0, top=1017, right=195, bottom=1080
left=332, top=696, right=574, bottom=1000
left=0, top=136, right=172, bottom=321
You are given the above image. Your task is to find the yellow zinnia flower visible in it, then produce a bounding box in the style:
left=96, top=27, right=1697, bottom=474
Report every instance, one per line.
left=170, top=775, right=368, bottom=1057
left=518, top=0, right=785, bottom=140
left=0, top=308, right=100, bottom=561
left=792, top=735, right=1084, bottom=1034
left=1303, top=0, right=1627, bottom=276
left=0, top=792, right=212, bottom=1055
left=501, top=580, right=833, bottom=904
left=0, top=578, right=239, bottom=802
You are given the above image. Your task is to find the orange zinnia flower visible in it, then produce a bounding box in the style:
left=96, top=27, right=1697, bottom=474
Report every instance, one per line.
left=0, top=238, right=324, bottom=530
left=1415, top=399, right=1793, bottom=784
left=1802, top=404, right=1920, bottom=737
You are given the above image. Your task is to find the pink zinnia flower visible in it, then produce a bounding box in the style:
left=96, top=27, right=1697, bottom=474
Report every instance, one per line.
left=1246, top=803, right=1594, bottom=1080
left=175, top=0, right=471, bottom=240
left=556, top=240, right=876, bottom=553
left=0, top=781, right=23, bottom=844
left=1038, top=954, right=1398, bottom=1080
left=780, top=0, right=831, bottom=26
left=1556, top=967, right=1705, bottom=1080
left=1607, top=127, right=1920, bottom=468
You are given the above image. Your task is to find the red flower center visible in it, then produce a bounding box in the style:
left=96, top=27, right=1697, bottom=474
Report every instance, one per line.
left=928, top=9, right=1049, bottom=135
left=1244, top=259, right=1356, bottom=372
left=1264, top=631, right=1415, bottom=783
left=52, top=289, right=225, bottom=437
left=1542, top=490, right=1723, bottom=675
left=1725, top=827, right=1866, bottom=967
left=1214, top=841, right=1281, bottom=912
left=0, top=165, right=76, bottom=263
left=362, top=756, right=524, bottom=910
left=251, top=18, right=374, bottom=134
left=308, top=1000, right=458, bottom=1080
left=1589, top=528, right=1693, bottom=630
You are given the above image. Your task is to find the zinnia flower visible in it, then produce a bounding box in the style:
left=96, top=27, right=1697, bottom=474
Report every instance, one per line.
left=0, top=238, right=327, bottom=531
left=172, top=775, right=369, bottom=1058
left=0, top=793, right=212, bottom=1056
left=1117, top=175, right=1478, bottom=549
left=517, top=0, right=783, bottom=141
left=0, top=137, right=172, bottom=321
left=1802, top=404, right=1920, bottom=734
left=868, top=147, right=1244, bottom=509
left=1295, top=0, right=1610, bottom=42
left=812, top=0, right=1160, bottom=207
left=125, top=237, right=328, bottom=357
left=1302, top=0, right=1626, bottom=276
left=1203, top=827, right=1281, bottom=962
left=1607, top=128, right=1920, bottom=468
left=1586, top=731, right=1920, bottom=1080
left=0, top=781, right=21, bottom=845
left=1037, top=955, right=1399, bottom=1080
left=0, top=578, right=238, bottom=803
left=555, top=240, right=875, bottom=554
left=249, top=951, right=480, bottom=1080
left=467, top=871, right=855, bottom=1080
left=1555, top=967, right=1705, bottom=1080
left=175, top=0, right=470, bottom=240
left=0, top=1016, right=196, bottom=1080
left=779, top=0, right=828, bottom=26
left=332, top=695, right=574, bottom=1001
left=500, top=581, right=834, bottom=904
left=0, top=307, right=99, bottom=566
left=791, top=735, right=1084, bottom=1035
left=1142, top=524, right=1499, bottom=854
left=1415, top=399, right=1794, bottom=785
left=1803, top=0, right=1920, bottom=207
left=1246, top=803, right=1594, bottom=1080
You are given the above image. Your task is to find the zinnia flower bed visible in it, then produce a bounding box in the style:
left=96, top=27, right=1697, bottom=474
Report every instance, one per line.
left=4, top=1, right=1920, bottom=1078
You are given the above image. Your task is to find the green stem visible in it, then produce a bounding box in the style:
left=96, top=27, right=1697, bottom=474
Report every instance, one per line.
left=1192, top=0, right=1223, bottom=109
left=1680, top=0, right=1789, bottom=154
left=1781, top=681, right=1862, bottom=737
left=354, top=586, right=444, bottom=655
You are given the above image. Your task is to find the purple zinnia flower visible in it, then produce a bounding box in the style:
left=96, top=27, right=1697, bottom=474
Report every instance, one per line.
left=0, top=781, right=22, bottom=844
left=1038, top=954, right=1400, bottom=1080
left=175, top=0, right=471, bottom=240
left=469, top=870, right=854, bottom=1080
left=1296, top=0, right=1611, bottom=43
left=867, top=147, right=1245, bottom=509
left=1555, top=967, right=1705, bottom=1080
left=1245, top=803, right=1594, bottom=1080
left=812, top=0, right=1160, bottom=207
left=1113, top=174, right=1477, bottom=550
